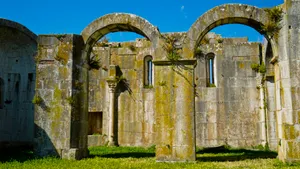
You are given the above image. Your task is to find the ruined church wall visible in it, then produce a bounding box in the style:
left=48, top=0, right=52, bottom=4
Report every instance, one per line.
left=195, top=38, right=262, bottom=148
left=0, top=26, right=36, bottom=145
left=88, top=40, right=156, bottom=147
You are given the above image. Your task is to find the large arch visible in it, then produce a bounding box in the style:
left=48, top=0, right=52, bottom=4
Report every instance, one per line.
left=81, top=13, right=160, bottom=57
left=69, top=13, right=162, bottom=159
left=0, top=18, right=37, bottom=42
left=183, top=4, right=278, bottom=59
left=184, top=2, right=283, bottom=160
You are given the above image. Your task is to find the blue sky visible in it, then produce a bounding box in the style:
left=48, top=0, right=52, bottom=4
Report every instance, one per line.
left=0, top=0, right=283, bottom=42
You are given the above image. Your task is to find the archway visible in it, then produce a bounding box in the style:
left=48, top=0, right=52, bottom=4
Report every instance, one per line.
left=73, top=13, right=160, bottom=157
left=183, top=3, right=280, bottom=157
left=183, top=4, right=278, bottom=59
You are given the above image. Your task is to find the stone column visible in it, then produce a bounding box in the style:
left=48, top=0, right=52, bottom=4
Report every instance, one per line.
left=154, top=59, right=196, bottom=162
left=106, top=74, right=118, bottom=146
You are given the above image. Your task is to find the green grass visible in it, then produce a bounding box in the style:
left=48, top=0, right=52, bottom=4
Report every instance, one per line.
left=1, top=146, right=300, bottom=169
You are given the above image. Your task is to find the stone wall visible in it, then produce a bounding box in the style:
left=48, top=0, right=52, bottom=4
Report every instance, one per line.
left=34, top=35, right=88, bottom=159
left=0, top=26, right=37, bottom=146
left=276, top=0, right=300, bottom=162
left=87, top=34, right=278, bottom=150
left=194, top=34, right=263, bottom=148
left=88, top=39, right=155, bottom=147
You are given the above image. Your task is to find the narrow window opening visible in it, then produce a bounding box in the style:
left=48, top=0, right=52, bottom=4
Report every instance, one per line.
left=206, top=53, right=215, bottom=87
left=88, top=111, right=103, bottom=135
left=144, top=56, right=153, bottom=88
left=0, top=78, right=4, bottom=109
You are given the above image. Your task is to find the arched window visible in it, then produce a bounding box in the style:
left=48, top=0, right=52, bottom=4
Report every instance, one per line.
left=0, top=78, right=4, bottom=109
left=206, top=53, right=215, bottom=87
left=144, top=55, right=153, bottom=87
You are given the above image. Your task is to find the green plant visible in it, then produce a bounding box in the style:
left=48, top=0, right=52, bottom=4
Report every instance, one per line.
left=66, top=96, right=75, bottom=106
left=207, top=83, right=216, bottom=87
left=195, top=47, right=203, bottom=56
left=89, top=54, right=101, bottom=70
left=217, top=38, right=223, bottom=43
left=251, top=62, right=267, bottom=74
left=158, top=81, right=167, bottom=86
left=200, top=36, right=210, bottom=45
left=163, top=35, right=182, bottom=62
left=128, top=44, right=136, bottom=52
left=56, top=34, right=66, bottom=41
left=262, top=6, right=283, bottom=38
left=116, top=75, right=126, bottom=83
left=258, top=63, right=267, bottom=74
left=144, top=85, right=153, bottom=89
left=251, top=63, right=260, bottom=72
left=32, top=95, right=43, bottom=104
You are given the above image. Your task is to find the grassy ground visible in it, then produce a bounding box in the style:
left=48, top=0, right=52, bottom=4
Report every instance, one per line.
left=1, top=146, right=300, bottom=169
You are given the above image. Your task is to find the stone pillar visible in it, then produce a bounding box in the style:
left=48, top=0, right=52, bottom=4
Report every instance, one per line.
left=276, top=0, right=300, bottom=162
left=154, top=60, right=196, bottom=162
left=34, top=35, right=88, bottom=160
left=258, top=82, right=268, bottom=146
left=106, top=78, right=118, bottom=146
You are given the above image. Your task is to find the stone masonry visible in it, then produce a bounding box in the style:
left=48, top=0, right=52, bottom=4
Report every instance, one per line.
left=1, top=0, right=300, bottom=163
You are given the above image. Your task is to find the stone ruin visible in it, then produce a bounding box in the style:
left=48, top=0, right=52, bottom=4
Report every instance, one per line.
left=1, top=0, right=300, bottom=163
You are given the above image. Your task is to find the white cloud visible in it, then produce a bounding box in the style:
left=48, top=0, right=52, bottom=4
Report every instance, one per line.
left=181, top=5, right=185, bottom=11
left=180, top=5, right=188, bottom=19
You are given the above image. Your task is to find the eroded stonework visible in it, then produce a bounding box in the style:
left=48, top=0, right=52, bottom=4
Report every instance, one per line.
left=1, top=0, right=300, bottom=163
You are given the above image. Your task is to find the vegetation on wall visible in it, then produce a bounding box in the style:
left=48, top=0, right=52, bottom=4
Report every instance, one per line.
left=217, top=38, right=224, bottom=43
left=200, top=36, right=210, bottom=45
left=128, top=44, right=136, bottom=52
left=32, top=95, right=43, bottom=105
left=261, top=6, right=283, bottom=39
left=251, top=62, right=266, bottom=74
left=195, top=47, right=203, bottom=57
left=163, top=34, right=182, bottom=62
left=207, top=83, right=216, bottom=87
left=55, top=43, right=72, bottom=65
left=89, top=53, right=101, bottom=70
left=144, top=85, right=153, bottom=89
left=158, top=81, right=167, bottom=86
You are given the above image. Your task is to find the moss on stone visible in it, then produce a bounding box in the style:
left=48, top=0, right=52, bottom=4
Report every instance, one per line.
left=55, top=43, right=72, bottom=65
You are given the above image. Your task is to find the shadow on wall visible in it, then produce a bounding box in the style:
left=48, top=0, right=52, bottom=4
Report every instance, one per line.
left=33, top=124, right=59, bottom=158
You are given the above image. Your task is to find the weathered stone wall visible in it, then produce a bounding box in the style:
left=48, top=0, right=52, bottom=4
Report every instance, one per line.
left=276, top=0, right=300, bottom=162
left=0, top=26, right=37, bottom=146
left=34, top=35, right=88, bottom=159
left=88, top=39, right=155, bottom=147
left=4, top=1, right=300, bottom=163
left=195, top=34, right=262, bottom=148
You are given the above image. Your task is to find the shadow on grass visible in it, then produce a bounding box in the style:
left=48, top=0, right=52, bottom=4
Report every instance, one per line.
left=0, top=147, right=38, bottom=163
left=196, top=146, right=278, bottom=162
left=89, top=152, right=155, bottom=159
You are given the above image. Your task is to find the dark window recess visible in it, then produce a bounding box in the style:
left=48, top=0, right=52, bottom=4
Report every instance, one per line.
left=0, top=78, right=4, bottom=109
left=88, top=111, right=103, bottom=135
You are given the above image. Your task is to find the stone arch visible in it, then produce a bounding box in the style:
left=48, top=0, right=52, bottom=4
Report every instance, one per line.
left=0, top=18, right=37, bottom=42
left=183, top=4, right=278, bottom=59
left=81, top=13, right=160, bottom=58
left=64, top=13, right=162, bottom=158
